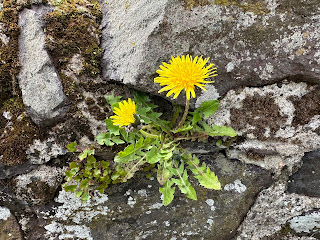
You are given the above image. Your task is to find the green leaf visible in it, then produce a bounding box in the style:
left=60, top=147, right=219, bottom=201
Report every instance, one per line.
left=211, top=124, right=237, bottom=137
left=80, top=179, right=90, bottom=189
left=81, top=191, right=90, bottom=201
left=159, top=180, right=175, bottom=206
left=191, top=112, right=202, bottom=125
left=115, top=137, right=153, bottom=163
left=105, top=119, right=120, bottom=136
left=216, top=140, right=222, bottom=147
left=67, top=142, right=77, bottom=152
left=203, top=122, right=237, bottom=137
left=171, top=169, right=197, bottom=200
left=134, top=92, right=157, bottom=109
left=146, top=146, right=161, bottom=164
left=196, top=100, right=219, bottom=119
left=76, top=191, right=83, bottom=197
left=112, top=138, right=125, bottom=145
left=105, top=93, right=122, bottom=109
left=79, top=149, right=88, bottom=160
left=87, top=155, right=96, bottom=164
left=96, top=133, right=114, bottom=146
left=101, top=161, right=110, bottom=169
left=185, top=155, right=221, bottom=190
left=172, top=124, right=193, bottom=133
left=64, top=184, right=77, bottom=192
left=157, top=160, right=172, bottom=185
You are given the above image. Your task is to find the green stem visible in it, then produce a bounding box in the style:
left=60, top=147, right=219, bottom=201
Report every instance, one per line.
left=139, top=129, right=159, bottom=139
left=175, top=98, right=190, bottom=130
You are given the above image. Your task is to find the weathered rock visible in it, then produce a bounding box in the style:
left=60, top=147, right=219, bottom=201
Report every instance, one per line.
left=18, top=6, right=69, bottom=126
left=23, top=153, right=272, bottom=240
left=100, top=0, right=320, bottom=102
left=287, top=149, right=320, bottom=197
left=0, top=206, right=23, bottom=240
left=209, top=81, right=320, bottom=173
left=288, top=209, right=320, bottom=238
left=236, top=183, right=320, bottom=239
left=13, top=165, right=64, bottom=205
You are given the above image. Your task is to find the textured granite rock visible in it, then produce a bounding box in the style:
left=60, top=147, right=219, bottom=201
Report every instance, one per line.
left=287, top=149, right=320, bottom=197
left=18, top=6, right=69, bottom=126
left=0, top=207, right=23, bottom=240
left=13, top=165, right=64, bottom=205
left=236, top=183, right=320, bottom=239
left=20, top=153, right=272, bottom=240
left=100, top=0, right=320, bottom=103
left=209, top=81, right=320, bottom=173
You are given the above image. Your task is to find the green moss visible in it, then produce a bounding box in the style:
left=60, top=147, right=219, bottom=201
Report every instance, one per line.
left=0, top=0, right=21, bottom=107
left=180, top=0, right=211, bottom=8
left=0, top=98, right=40, bottom=166
left=213, top=0, right=269, bottom=15
left=44, top=0, right=102, bottom=78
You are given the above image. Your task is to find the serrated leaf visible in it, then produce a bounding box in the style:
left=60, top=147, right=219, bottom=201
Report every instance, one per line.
left=112, top=138, right=125, bottom=145
left=105, top=119, right=120, bottom=136
left=172, top=124, right=193, bottom=133
left=171, top=170, right=197, bottom=200
left=134, top=92, right=157, bottom=109
left=105, top=93, right=122, bottom=109
left=194, top=166, right=221, bottom=190
left=70, top=162, right=78, bottom=169
left=96, top=133, right=115, bottom=146
left=196, top=100, right=219, bottom=119
left=67, top=142, right=77, bottom=152
left=146, top=147, right=161, bottom=164
left=115, top=137, right=153, bottom=163
left=157, top=161, right=172, bottom=185
left=159, top=180, right=175, bottom=206
left=185, top=155, right=221, bottom=190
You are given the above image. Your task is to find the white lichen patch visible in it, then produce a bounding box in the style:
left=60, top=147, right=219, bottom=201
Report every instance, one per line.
left=47, top=190, right=109, bottom=224
left=224, top=179, right=247, bottom=194
left=237, top=183, right=320, bottom=240
left=205, top=199, right=216, bottom=211
left=45, top=221, right=93, bottom=240
left=289, top=211, right=320, bottom=234
left=26, top=137, right=66, bottom=164
left=127, top=196, right=136, bottom=207
left=149, top=202, right=163, bottom=210
left=15, top=165, right=64, bottom=203
left=0, top=206, right=11, bottom=221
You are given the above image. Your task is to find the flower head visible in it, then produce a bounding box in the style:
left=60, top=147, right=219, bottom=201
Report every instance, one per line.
left=110, top=98, right=136, bottom=127
left=154, top=55, right=217, bottom=100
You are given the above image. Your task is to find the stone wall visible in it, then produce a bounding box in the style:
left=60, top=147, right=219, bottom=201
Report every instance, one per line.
left=0, top=0, right=319, bottom=239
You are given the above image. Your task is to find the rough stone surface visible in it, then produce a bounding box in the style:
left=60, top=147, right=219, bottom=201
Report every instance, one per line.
left=287, top=149, right=320, bottom=198
left=18, top=6, right=69, bottom=126
left=236, top=183, right=320, bottom=239
left=100, top=0, right=320, bottom=102
left=13, top=165, right=64, bottom=205
left=20, top=153, right=272, bottom=240
left=209, top=81, right=320, bottom=173
left=0, top=207, right=23, bottom=240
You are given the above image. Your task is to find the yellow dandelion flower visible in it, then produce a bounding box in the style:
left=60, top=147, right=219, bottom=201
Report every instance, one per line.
left=154, top=55, right=217, bottom=100
left=110, top=98, right=136, bottom=127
